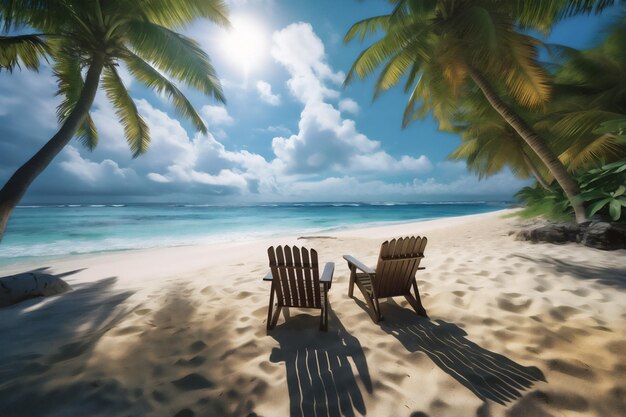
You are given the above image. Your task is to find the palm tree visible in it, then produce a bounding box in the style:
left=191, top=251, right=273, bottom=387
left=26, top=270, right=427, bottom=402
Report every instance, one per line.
left=0, top=0, right=229, bottom=240
left=538, top=17, right=626, bottom=171
left=344, top=0, right=618, bottom=223
left=450, top=95, right=552, bottom=189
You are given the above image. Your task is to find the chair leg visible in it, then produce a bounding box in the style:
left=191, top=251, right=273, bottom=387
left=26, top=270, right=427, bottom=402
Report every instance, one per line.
left=373, top=296, right=383, bottom=322
left=410, top=281, right=428, bottom=318
left=270, top=305, right=282, bottom=329
left=266, top=285, right=275, bottom=330
left=348, top=267, right=356, bottom=298
left=353, top=280, right=378, bottom=322
left=320, top=285, right=329, bottom=331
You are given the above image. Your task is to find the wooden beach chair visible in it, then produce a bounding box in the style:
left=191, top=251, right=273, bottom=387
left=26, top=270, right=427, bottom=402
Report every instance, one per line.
left=344, top=236, right=428, bottom=323
left=264, top=246, right=335, bottom=331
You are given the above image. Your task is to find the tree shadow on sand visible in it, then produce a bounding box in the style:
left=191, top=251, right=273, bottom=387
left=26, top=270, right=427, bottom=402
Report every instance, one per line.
left=269, top=308, right=372, bottom=417
left=359, top=300, right=545, bottom=406
left=514, top=254, right=626, bottom=289
left=0, top=272, right=135, bottom=417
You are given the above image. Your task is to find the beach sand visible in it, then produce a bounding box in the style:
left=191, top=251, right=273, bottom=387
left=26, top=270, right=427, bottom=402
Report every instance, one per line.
left=0, top=209, right=625, bottom=417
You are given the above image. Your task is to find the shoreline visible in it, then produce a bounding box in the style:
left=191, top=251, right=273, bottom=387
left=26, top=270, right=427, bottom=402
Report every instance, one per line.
left=0, top=208, right=515, bottom=272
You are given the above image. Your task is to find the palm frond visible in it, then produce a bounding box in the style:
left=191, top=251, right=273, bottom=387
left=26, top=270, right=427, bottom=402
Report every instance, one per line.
left=52, top=53, right=98, bottom=150
left=138, top=0, right=230, bottom=28
left=125, top=20, right=225, bottom=103
left=76, top=114, right=98, bottom=150
left=344, top=15, right=390, bottom=43
left=0, top=34, right=49, bottom=72
left=500, top=33, right=551, bottom=107
left=102, top=65, right=150, bottom=157
left=123, top=49, right=207, bottom=133
left=561, top=133, right=626, bottom=170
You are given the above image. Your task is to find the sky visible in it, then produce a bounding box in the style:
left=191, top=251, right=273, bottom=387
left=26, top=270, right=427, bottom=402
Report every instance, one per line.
left=0, top=0, right=621, bottom=204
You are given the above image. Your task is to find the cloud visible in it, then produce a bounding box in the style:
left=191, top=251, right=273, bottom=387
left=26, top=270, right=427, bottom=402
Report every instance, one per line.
left=201, top=105, right=234, bottom=127
left=269, top=23, right=431, bottom=177
left=271, top=22, right=344, bottom=103
left=59, top=146, right=135, bottom=185
left=338, top=98, right=359, bottom=115
left=255, top=80, right=281, bottom=105
left=255, top=125, right=292, bottom=136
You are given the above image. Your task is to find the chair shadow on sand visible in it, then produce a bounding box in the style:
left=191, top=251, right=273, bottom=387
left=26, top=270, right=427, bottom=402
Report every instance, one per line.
left=358, top=299, right=546, bottom=406
left=269, top=308, right=373, bottom=417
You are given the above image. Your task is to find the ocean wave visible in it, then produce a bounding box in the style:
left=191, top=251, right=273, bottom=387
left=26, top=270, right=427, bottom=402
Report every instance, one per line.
left=16, top=205, right=41, bottom=208
left=368, top=202, right=408, bottom=206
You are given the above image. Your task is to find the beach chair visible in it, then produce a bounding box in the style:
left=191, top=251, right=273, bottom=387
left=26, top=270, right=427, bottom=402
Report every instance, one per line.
left=264, top=246, right=335, bottom=331
left=344, top=236, right=428, bottom=323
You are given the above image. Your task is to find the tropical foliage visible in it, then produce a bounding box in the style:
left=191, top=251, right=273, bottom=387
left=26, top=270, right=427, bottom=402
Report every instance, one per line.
left=516, top=160, right=626, bottom=222
left=0, top=0, right=229, bottom=239
left=540, top=18, right=626, bottom=171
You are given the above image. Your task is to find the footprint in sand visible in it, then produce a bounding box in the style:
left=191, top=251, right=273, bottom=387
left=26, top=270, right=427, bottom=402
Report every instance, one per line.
left=175, top=355, right=206, bottom=367
left=172, top=373, right=214, bottom=391
left=236, top=291, right=253, bottom=299
left=606, top=340, right=626, bottom=356
left=200, top=286, right=214, bottom=296
left=566, top=287, right=590, bottom=297
left=547, top=358, right=595, bottom=380
left=188, top=341, right=207, bottom=354
left=497, top=296, right=532, bottom=313
left=174, top=408, right=195, bottom=417
left=549, top=306, right=581, bottom=322
left=134, top=308, right=152, bottom=316
left=152, top=390, right=167, bottom=403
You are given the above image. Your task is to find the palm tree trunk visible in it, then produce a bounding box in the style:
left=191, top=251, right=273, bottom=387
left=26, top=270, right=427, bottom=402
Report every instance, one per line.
left=0, top=57, right=104, bottom=240
left=521, top=151, right=551, bottom=190
left=467, top=66, right=587, bottom=223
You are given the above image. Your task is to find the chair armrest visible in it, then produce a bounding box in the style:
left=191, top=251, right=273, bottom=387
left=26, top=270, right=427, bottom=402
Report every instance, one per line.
left=320, top=262, right=335, bottom=284
left=343, top=255, right=375, bottom=274
left=417, top=267, right=426, bottom=271
left=263, top=270, right=272, bottom=281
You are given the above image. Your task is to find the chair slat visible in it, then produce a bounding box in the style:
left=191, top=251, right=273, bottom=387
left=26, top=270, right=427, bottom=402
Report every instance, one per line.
left=284, top=246, right=299, bottom=306
left=311, top=249, right=321, bottom=308
left=268, top=247, right=284, bottom=305
left=292, top=247, right=308, bottom=308
left=275, top=246, right=291, bottom=305
left=301, top=247, right=315, bottom=308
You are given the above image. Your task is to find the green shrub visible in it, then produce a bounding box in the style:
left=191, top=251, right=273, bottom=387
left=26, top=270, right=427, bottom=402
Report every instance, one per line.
left=516, top=160, right=626, bottom=222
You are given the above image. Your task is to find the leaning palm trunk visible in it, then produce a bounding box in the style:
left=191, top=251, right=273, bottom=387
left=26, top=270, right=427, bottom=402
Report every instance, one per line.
left=0, top=58, right=104, bottom=240
left=467, top=66, right=587, bottom=223
left=521, top=151, right=551, bottom=190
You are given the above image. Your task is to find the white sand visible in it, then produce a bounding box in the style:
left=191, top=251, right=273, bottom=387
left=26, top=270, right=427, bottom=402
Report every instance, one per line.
left=0, top=209, right=625, bottom=417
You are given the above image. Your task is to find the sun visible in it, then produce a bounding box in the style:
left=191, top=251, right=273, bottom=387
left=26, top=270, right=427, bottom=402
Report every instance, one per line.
left=219, top=15, right=268, bottom=78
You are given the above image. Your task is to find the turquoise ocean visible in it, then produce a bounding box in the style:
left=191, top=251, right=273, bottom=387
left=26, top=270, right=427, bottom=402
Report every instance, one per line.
left=0, top=202, right=509, bottom=265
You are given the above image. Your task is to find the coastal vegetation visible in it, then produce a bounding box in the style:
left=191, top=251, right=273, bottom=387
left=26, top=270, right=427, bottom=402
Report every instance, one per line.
left=0, top=0, right=229, bottom=240
left=345, top=0, right=625, bottom=224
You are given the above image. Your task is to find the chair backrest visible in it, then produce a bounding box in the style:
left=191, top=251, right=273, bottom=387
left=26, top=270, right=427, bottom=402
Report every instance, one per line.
left=268, top=245, right=321, bottom=308
left=373, top=236, right=427, bottom=298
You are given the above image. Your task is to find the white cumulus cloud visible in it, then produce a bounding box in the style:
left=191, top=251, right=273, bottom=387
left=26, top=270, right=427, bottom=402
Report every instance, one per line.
left=255, top=80, right=281, bottom=105
left=338, top=98, right=359, bottom=115
left=201, top=105, right=234, bottom=127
